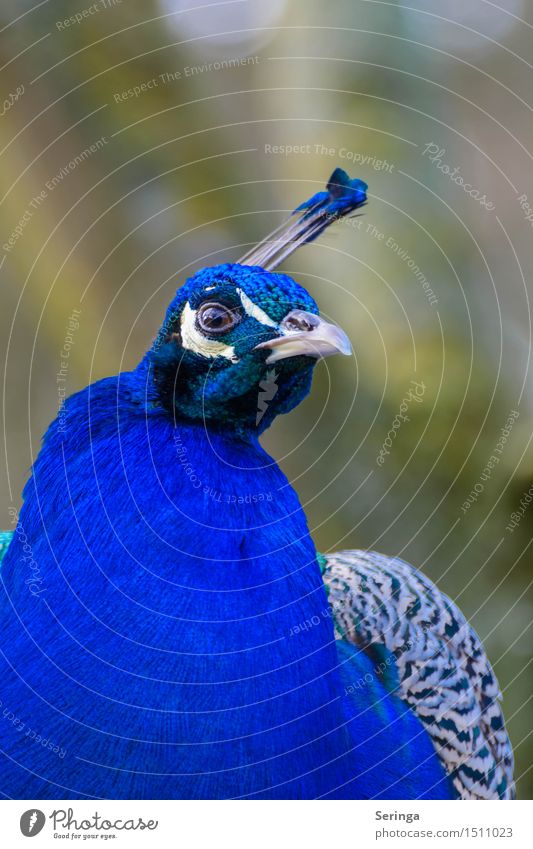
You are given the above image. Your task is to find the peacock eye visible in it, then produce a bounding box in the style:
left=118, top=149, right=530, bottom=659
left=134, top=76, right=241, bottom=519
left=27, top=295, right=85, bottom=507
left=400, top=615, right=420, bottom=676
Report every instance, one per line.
left=196, top=302, right=241, bottom=335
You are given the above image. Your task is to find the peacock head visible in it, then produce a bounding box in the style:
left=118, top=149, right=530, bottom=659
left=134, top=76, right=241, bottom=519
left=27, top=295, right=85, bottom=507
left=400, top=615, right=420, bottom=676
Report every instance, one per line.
left=146, top=169, right=367, bottom=436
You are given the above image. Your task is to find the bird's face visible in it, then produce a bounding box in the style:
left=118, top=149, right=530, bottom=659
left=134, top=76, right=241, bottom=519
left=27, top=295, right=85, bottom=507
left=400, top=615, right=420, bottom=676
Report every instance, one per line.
left=148, top=263, right=351, bottom=434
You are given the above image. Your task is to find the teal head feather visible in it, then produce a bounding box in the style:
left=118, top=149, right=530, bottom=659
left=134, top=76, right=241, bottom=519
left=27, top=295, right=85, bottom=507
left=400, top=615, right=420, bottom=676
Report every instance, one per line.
left=146, top=169, right=367, bottom=436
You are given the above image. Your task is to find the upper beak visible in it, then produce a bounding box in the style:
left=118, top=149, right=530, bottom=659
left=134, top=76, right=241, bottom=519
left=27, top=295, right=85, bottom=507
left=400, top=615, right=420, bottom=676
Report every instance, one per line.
left=254, top=309, right=352, bottom=365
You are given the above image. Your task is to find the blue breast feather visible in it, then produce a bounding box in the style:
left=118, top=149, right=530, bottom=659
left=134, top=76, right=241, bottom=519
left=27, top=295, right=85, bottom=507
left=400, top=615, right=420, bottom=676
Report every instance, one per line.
left=0, top=370, right=452, bottom=799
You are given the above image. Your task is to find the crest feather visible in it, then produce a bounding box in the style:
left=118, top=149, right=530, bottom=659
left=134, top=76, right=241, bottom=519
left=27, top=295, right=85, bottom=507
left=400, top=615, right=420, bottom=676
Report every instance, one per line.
left=239, top=168, right=367, bottom=270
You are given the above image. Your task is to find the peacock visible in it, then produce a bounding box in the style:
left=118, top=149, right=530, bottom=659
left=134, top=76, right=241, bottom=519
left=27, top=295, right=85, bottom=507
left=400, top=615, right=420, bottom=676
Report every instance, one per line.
left=0, top=169, right=514, bottom=800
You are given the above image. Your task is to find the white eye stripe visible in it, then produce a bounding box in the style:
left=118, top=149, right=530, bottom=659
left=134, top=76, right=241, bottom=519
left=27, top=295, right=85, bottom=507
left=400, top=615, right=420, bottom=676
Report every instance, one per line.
left=237, top=288, right=277, bottom=328
left=180, top=302, right=238, bottom=361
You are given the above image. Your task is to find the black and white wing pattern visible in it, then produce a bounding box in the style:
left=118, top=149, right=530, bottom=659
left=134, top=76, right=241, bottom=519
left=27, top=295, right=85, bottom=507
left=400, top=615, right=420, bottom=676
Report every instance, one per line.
left=321, top=549, right=515, bottom=800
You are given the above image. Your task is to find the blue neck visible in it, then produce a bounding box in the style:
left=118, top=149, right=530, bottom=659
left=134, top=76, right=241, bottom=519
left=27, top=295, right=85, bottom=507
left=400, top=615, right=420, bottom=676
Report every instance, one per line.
left=4, top=374, right=363, bottom=797
left=1, top=372, right=452, bottom=799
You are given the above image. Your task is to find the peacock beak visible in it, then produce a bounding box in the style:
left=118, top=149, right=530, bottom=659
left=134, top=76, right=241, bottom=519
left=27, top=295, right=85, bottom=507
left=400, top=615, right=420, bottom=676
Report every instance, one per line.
left=254, top=309, right=352, bottom=365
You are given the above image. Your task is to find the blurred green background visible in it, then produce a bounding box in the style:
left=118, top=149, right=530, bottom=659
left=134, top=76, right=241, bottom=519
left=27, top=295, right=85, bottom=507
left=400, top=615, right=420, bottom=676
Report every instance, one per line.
left=0, top=0, right=531, bottom=797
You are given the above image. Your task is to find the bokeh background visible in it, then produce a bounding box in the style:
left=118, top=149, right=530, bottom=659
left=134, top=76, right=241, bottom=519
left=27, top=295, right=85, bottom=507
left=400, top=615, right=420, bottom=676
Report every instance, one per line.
left=1, top=0, right=532, bottom=797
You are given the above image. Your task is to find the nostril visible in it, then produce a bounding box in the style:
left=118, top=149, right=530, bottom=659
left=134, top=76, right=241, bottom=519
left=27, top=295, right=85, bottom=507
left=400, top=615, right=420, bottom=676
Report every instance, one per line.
left=282, top=310, right=320, bottom=333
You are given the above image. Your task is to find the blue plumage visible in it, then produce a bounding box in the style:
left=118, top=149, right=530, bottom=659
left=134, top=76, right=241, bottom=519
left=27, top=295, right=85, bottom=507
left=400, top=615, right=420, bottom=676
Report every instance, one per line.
left=0, top=392, right=449, bottom=798
left=1, top=169, right=507, bottom=799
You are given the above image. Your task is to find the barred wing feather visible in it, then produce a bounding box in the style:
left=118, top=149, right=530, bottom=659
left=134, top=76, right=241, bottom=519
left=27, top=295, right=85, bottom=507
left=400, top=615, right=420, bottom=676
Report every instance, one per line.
left=321, top=549, right=515, bottom=800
